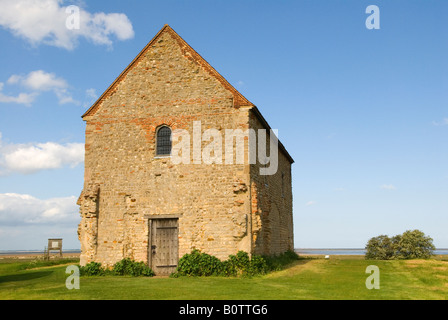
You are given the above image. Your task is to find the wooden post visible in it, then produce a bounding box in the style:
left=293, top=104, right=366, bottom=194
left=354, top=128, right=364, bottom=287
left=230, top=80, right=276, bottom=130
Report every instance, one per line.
left=43, top=246, right=49, bottom=261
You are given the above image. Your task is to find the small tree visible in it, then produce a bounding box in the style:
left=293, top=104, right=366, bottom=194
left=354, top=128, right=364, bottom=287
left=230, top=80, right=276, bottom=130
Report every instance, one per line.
left=394, top=230, right=435, bottom=259
left=365, top=235, right=395, bottom=260
left=365, top=230, right=435, bottom=260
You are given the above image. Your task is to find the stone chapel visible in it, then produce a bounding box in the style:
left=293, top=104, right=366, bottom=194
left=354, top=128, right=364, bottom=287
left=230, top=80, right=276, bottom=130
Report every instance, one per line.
left=77, top=25, right=294, bottom=275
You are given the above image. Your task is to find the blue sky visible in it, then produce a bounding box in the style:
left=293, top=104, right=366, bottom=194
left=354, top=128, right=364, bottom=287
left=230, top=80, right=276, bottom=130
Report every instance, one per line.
left=0, top=0, right=447, bottom=250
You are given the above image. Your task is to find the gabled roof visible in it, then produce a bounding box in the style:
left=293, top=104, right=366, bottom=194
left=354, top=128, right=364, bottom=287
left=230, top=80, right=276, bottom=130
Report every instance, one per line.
left=82, top=24, right=254, bottom=118
left=81, top=24, right=294, bottom=164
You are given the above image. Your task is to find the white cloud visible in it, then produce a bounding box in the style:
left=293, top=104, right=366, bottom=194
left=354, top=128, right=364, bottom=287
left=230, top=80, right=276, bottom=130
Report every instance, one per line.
left=305, top=201, right=317, bottom=207
left=55, top=91, right=77, bottom=104
left=0, top=82, right=38, bottom=106
left=380, top=184, right=396, bottom=190
left=0, top=133, right=84, bottom=175
left=0, top=193, right=79, bottom=225
left=83, top=88, right=98, bottom=108
left=6, top=75, right=21, bottom=85
left=18, top=69, right=68, bottom=91
left=85, top=88, right=98, bottom=100
left=0, top=0, right=134, bottom=50
left=1, top=70, right=78, bottom=105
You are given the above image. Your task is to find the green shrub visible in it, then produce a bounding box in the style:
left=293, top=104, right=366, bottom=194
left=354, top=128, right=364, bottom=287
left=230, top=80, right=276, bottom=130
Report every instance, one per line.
left=112, top=258, right=155, bottom=277
left=394, top=230, right=435, bottom=259
left=112, top=258, right=131, bottom=275
left=220, top=259, right=237, bottom=277
left=80, top=259, right=155, bottom=277
left=365, top=235, right=397, bottom=260
left=227, top=251, right=250, bottom=275
left=246, top=254, right=269, bottom=276
left=175, top=249, right=223, bottom=276
left=80, top=261, right=105, bottom=276
left=226, top=251, right=270, bottom=276
left=365, top=230, right=435, bottom=260
left=172, top=249, right=299, bottom=278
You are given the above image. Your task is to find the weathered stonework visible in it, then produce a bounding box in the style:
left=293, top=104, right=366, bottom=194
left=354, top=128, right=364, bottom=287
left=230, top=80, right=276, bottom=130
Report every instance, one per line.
left=77, top=183, right=99, bottom=266
left=78, top=25, right=294, bottom=272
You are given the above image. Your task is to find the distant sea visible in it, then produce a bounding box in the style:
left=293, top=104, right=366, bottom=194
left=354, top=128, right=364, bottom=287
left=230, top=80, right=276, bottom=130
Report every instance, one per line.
left=0, top=249, right=81, bottom=255
left=295, top=248, right=448, bottom=255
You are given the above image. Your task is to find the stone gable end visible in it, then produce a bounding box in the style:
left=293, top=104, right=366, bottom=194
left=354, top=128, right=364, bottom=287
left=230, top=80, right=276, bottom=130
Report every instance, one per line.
left=78, top=25, right=294, bottom=274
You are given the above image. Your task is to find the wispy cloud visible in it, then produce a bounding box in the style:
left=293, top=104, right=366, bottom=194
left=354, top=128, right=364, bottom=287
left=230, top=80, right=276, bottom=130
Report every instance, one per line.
left=0, top=132, right=84, bottom=175
left=0, top=0, right=134, bottom=50
left=83, top=88, right=98, bottom=108
left=85, top=88, right=98, bottom=100
left=432, top=118, right=448, bottom=126
left=1, top=70, right=78, bottom=105
left=0, top=82, right=37, bottom=106
left=380, top=184, right=396, bottom=190
left=0, top=193, right=79, bottom=225
left=305, top=201, right=317, bottom=207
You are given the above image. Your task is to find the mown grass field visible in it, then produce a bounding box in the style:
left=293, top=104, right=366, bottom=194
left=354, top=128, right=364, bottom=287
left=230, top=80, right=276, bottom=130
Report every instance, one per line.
left=0, top=255, right=447, bottom=300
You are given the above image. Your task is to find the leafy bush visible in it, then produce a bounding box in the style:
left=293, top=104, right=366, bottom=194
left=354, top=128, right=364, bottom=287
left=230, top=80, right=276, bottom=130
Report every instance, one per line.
left=246, top=254, right=269, bottom=276
left=175, top=249, right=223, bottom=276
left=365, top=235, right=397, bottom=260
left=223, top=251, right=254, bottom=276
left=80, top=261, right=105, bottom=276
left=112, top=258, right=155, bottom=277
left=365, top=230, right=435, bottom=260
left=80, top=259, right=155, bottom=277
left=227, top=251, right=250, bottom=275
left=395, top=230, right=435, bottom=259
left=172, top=249, right=299, bottom=278
left=80, top=251, right=300, bottom=278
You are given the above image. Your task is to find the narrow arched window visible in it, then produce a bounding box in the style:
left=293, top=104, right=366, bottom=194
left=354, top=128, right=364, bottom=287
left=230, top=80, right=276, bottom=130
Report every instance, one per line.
left=156, top=126, right=172, bottom=156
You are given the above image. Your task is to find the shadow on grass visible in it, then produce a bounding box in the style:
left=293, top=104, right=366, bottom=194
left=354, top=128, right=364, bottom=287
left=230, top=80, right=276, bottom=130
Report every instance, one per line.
left=268, top=257, right=312, bottom=272
left=0, top=270, right=53, bottom=284
left=292, top=257, right=312, bottom=266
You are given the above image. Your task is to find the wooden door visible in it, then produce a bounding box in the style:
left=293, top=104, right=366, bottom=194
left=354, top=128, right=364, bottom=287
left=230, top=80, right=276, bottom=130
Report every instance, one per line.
left=149, top=218, right=179, bottom=275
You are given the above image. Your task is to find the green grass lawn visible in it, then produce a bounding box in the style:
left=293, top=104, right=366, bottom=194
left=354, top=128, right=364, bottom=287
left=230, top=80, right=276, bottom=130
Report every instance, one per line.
left=0, top=256, right=447, bottom=300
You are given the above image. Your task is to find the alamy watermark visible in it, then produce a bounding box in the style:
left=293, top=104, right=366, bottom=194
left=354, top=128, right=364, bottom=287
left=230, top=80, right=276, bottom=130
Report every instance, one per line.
left=66, top=5, right=80, bottom=30
left=365, top=5, right=380, bottom=30
left=66, top=265, right=80, bottom=290
left=67, top=5, right=381, bottom=31
left=170, top=121, right=279, bottom=175
left=365, top=265, right=380, bottom=289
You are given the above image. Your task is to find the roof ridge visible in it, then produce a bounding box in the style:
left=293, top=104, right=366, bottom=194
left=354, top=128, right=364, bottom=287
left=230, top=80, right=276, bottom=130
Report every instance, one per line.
left=82, top=24, right=253, bottom=118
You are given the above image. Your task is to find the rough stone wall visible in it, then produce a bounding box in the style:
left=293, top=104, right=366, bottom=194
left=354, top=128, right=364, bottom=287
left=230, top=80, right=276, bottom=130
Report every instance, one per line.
left=78, top=29, right=253, bottom=266
left=77, top=184, right=99, bottom=266
left=78, top=26, right=294, bottom=267
left=249, top=111, right=294, bottom=256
